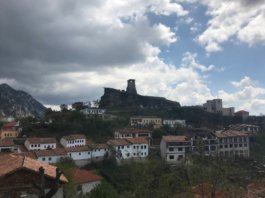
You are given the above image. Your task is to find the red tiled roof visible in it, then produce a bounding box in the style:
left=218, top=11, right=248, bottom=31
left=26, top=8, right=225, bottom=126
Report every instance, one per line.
left=0, top=138, right=15, bottom=147
left=162, top=135, right=188, bottom=143
left=215, top=130, right=248, bottom=138
left=2, top=121, right=17, bottom=128
left=107, top=139, right=131, bottom=146
left=26, top=137, right=57, bottom=144
left=71, top=168, right=102, bottom=184
left=115, top=128, right=153, bottom=134
left=126, top=138, right=148, bottom=144
left=34, top=148, right=67, bottom=157
left=62, top=134, right=86, bottom=141
left=0, top=154, right=67, bottom=183
left=90, top=144, right=110, bottom=150
left=65, top=145, right=91, bottom=153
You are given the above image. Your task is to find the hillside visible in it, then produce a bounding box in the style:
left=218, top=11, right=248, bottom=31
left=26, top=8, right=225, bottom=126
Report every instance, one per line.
left=0, top=84, right=46, bottom=118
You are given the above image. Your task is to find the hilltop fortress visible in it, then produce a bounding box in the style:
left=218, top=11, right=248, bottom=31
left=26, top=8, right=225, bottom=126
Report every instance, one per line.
left=99, top=79, right=180, bottom=109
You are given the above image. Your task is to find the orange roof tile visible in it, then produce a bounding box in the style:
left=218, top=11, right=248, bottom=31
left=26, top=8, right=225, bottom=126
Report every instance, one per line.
left=65, top=145, right=91, bottom=152
left=126, top=138, right=148, bottom=144
left=162, top=135, right=188, bottom=142
left=215, top=130, right=248, bottom=138
left=2, top=121, right=17, bottom=128
left=90, top=144, right=110, bottom=150
left=107, top=139, right=131, bottom=146
left=61, top=134, right=86, bottom=141
left=71, top=168, right=102, bottom=184
left=0, top=154, right=67, bottom=183
left=34, top=148, right=67, bottom=157
left=26, top=137, right=57, bottom=144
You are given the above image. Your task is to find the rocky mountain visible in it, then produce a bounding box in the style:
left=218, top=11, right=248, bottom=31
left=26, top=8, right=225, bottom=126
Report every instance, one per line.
left=0, top=84, right=46, bottom=118
left=100, top=79, right=181, bottom=110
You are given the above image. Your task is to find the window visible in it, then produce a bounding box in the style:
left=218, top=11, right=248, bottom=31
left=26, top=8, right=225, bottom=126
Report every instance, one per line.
left=169, top=155, right=174, bottom=160
left=178, top=148, right=183, bottom=151
left=239, top=144, right=242, bottom=147
left=219, top=145, right=223, bottom=149
left=88, top=152, right=90, bottom=155
left=79, top=152, right=81, bottom=155
left=48, top=157, right=52, bottom=161
left=230, top=144, right=233, bottom=148
left=141, top=146, right=143, bottom=149
left=127, top=145, right=130, bottom=148
left=169, top=148, right=174, bottom=151
left=144, top=145, right=147, bottom=149
left=42, top=157, right=45, bottom=161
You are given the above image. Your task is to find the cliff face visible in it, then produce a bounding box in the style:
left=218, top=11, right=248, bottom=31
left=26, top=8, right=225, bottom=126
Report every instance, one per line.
left=0, top=84, right=46, bottom=118
left=100, top=87, right=181, bottom=109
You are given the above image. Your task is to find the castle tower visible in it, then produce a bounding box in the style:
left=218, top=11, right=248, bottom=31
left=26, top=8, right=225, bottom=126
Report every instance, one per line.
left=126, top=79, right=137, bottom=94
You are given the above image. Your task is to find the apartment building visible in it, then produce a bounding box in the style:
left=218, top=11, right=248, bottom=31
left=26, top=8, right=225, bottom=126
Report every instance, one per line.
left=130, top=116, right=162, bottom=128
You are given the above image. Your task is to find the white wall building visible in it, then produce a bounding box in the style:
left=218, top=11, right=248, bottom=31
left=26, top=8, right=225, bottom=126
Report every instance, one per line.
left=160, top=136, right=190, bottom=164
left=126, top=138, right=149, bottom=158
left=24, top=137, right=57, bottom=151
left=163, top=119, right=186, bottom=128
left=35, top=148, right=67, bottom=164
left=130, top=116, right=162, bottom=129
left=114, top=128, right=152, bottom=145
left=65, top=145, right=92, bottom=167
left=60, top=134, right=86, bottom=148
left=91, top=144, right=110, bottom=161
left=215, top=130, right=249, bottom=158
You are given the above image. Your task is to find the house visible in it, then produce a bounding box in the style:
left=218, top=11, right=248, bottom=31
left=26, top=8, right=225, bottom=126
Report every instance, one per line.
left=163, top=119, right=186, bottom=128
left=215, top=130, right=249, bottom=158
left=24, top=137, right=57, bottom=151
left=190, top=129, right=218, bottom=156
left=35, top=148, right=67, bottom=164
left=114, top=128, right=153, bottom=145
left=107, top=139, right=132, bottom=160
left=203, top=99, right=234, bottom=116
left=160, top=136, right=190, bottom=164
left=0, top=154, right=67, bottom=198
left=60, top=134, right=86, bottom=148
left=107, top=138, right=149, bottom=161
left=126, top=138, right=149, bottom=159
left=71, top=168, right=102, bottom=195
left=80, top=108, right=106, bottom=115
left=0, top=138, right=18, bottom=153
left=228, top=124, right=260, bottom=135
left=0, top=121, right=20, bottom=139
left=65, top=145, right=92, bottom=167
left=90, top=143, right=110, bottom=161
left=130, top=116, right=162, bottom=128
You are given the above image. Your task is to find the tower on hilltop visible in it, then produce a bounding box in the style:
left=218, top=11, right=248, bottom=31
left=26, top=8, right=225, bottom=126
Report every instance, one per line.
left=126, top=79, right=137, bottom=94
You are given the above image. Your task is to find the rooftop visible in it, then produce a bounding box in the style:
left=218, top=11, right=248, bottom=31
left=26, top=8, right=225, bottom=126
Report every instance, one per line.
left=215, top=130, right=248, bottom=138
left=126, top=138, right=148, bottom=144
left=71, top=168, right=102, bottom=184
left=162, top=135, right=188, bottom=143
left=0, top=138, right=15, bottom=147
left=26, top=137, right=57, bottom=144
left=115, top=128, right=152, bottom=134
left=34, top=148, right=67, bottom=157
left=65, top=145, right=91, bottom=152
left=107, top=139, right=131, bottom=146
left=0, top=154, right=67, bottom=183
left=61, top=134, right=86, bottom=141
left=90, top=143, right=110, bottom=150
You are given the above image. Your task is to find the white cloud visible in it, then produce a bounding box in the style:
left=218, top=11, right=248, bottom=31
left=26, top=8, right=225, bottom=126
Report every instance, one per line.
left=218, top=76, right=265, bottom=115
left=195, top=0, right=265, bottom=53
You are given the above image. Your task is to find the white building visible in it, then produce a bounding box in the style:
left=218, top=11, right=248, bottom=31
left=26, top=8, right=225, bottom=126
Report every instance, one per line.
left=126, top=138, right=149, bottom=158
left=163, top=119, right=186, bottom=128
left=90, top=144, right=110, bottom=161
left=107, top=138, right=149, bottom=160
left=65, top=145, right=92, bottom=167
left=160, top=136, right=190, bottom=164
left=71, top=168, right=102, bottom=195
left=215, top=130, right=250, bottom=158
left=80, top=108, right=106, bottom=115
left=60, top=134, right=86, bottom=148
left=130, top=116, right=162, bottom=129
left=0, top=138, right=18, bottom=152
left=24, top=137, right=57, bottom=151
left=35, top=148, right=67, bottom=164
left=228, top=124, right=260, bottom=135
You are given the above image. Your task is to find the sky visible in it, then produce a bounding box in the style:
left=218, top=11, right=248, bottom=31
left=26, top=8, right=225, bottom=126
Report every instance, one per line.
left=0, top=0, right=265, bottom=115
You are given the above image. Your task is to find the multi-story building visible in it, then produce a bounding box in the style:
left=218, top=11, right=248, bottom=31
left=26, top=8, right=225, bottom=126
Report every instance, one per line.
left=80, top=108, right=106, bottom=115
left=0, top=138, right=18, bottom=152
left=215, top=130, right=249, bottom=158
left=163, top=119, right=186, bottom=128
left=90, top=143, right=110, bottom=161
left=60, top=134, right=86, bottom=148
left=203, top=99, right=234, bottom=116
left=65, top=145, right=92, bottom=167
left=107, top=138, right=149, bottom=160
left=114, top=128, right=152, bottom=145
left=35, top=148, right=67, bottom=164
left=160, top=136, right=190, bottom=164
left=24, top=137, right=57, bottom=151
left=0, top=121, right=20, bottom=139
left=130, top=116, right=162, bottom=128
left=190, top=130, right=218, bottom=156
